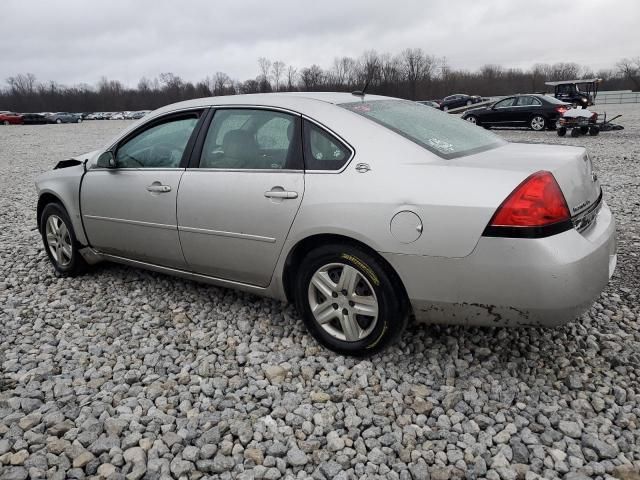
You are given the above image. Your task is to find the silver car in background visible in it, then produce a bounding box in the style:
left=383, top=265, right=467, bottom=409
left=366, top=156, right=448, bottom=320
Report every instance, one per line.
left=35, top=93, right=616, bottom=355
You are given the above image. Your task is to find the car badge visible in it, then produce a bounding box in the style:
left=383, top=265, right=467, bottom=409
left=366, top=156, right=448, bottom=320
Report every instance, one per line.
left=355, top=163, right=371, bottom=173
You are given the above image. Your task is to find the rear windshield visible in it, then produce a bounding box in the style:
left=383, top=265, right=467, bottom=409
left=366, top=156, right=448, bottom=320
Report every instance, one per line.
left=340, top=99, right=505, bottom=159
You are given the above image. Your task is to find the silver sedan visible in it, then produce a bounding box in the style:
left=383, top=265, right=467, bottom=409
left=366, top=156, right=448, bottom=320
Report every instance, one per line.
left=35, top=92, right=616, bottom=355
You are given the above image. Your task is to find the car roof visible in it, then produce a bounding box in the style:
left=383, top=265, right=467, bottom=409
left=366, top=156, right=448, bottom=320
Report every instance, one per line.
left=148, top=92, right=394, bottom=118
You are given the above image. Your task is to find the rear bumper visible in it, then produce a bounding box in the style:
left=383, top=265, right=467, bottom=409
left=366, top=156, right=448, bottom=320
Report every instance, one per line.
left=382, top=201, right=616, bottom=327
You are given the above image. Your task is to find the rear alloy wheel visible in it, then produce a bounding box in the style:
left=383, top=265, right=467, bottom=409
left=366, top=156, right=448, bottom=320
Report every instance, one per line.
left=295, top=244, right=407, bottom=356
left=56, top=118, right=62, bottom=124
left=530, top=115, right=546, bottom=131
left=40, top=203, right=87, bottom=276
left=3, top=120, right=9, bottom=126
left=443, top=106, right=449, bottom=112
left=77, top=117, right=83, bottom=123
left=466, top=100, right=472, bottom=106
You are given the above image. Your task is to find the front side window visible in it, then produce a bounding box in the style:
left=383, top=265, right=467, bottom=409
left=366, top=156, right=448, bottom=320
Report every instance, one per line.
left=303, top=121, right=351, bottom=171
left=494, top=98, right=515, bottom=108
left=200, top=109, right=301, bottom=170
left=115, top=115, right=199, bottom=168
left=340, top=99, right=504, bottom=159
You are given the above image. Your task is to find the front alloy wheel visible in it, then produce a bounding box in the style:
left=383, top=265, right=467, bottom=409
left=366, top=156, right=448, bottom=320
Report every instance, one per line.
left=465, top=116, right=477, bottom=124
left=40, top=203, right=87, bottom=276
left=295, top=244, right=408, bottom=356
left=45, top=215, right=73, bottom=267
left=530, top=115, right=546, bottom=131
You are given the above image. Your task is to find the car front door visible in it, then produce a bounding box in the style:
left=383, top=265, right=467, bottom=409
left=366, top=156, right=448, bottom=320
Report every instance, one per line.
left=177, top=108, right=304, bottom=286
left=482, top=97, right=516, bottom=125
left=81, top=110, right=204, bottom=268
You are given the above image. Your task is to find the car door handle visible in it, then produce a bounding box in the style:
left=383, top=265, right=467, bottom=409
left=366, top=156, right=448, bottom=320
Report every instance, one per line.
left=264, top=190, right=298, bottom=199
left=146, top=184, right=171, bottom=193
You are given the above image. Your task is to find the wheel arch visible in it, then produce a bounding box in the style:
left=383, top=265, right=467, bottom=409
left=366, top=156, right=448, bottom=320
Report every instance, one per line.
left=37, top=192, right=65, bottom=232
left=281, top=233, right=410, bottom=308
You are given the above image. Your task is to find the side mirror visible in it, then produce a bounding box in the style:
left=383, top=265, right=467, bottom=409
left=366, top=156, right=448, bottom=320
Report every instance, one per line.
left=96, top=151, right=116, bottom=168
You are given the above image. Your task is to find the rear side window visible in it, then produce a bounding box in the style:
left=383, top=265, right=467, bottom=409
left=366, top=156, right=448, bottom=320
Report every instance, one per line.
left=200, top=109, right=302, bottom=170
left=340, top=99, right=504, bottom=160
left=517, top=96, right=542, bottom=106
left=303, top=121, right=351, bottom=171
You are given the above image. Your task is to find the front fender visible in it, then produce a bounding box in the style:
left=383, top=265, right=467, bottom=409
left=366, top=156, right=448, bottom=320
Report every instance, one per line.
left=35, top=164, right=88, bottom=245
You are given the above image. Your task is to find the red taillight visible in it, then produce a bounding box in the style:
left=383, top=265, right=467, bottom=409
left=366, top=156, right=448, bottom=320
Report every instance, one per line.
left=555, top=106, right=568, bottom=114
left=489, top=171, right=570, bottom=229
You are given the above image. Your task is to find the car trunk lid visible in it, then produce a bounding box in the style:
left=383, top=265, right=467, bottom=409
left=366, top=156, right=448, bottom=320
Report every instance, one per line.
left=452, top=142, right=601, bottom=220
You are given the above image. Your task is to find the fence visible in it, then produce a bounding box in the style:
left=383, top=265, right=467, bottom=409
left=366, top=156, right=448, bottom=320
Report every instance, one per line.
left=596, top=91, right=640, bottom=104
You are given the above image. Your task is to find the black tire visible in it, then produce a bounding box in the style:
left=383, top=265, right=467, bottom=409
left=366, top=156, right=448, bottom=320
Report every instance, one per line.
left=557, top=127, right=567, bottom=137
left=589, top=126, right=600, bottom=136
left=580, top=126, right=589, bottom=134
left=294, top=244, right=408, bottom=356
left=570, top=127, right=581, bottom=137
left=40, top=202, right=87, bottom=276
left=465, top=115, right=479, bottom=126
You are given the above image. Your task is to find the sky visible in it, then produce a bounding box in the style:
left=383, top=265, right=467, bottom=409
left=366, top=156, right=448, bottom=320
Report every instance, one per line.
left=1, top=0, right=639, bottom=87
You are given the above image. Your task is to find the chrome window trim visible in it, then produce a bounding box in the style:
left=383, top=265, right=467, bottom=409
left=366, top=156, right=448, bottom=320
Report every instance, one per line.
left=88, top=167, right=185, bottom=172
left=185, top=168, right=303, bottom=173
left=83, top=214, right=176, bottom=231
left=301, top=115, right=355, bottom=174
left=178, top=225, right=276, bottom=243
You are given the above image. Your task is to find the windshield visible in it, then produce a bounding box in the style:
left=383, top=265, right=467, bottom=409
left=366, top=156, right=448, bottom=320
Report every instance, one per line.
left=340, top=99, right=505, bottom=159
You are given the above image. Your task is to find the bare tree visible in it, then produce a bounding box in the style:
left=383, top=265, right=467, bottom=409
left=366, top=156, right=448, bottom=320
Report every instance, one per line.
left=299, top=65, right=324, bottom=91
left=6, top=73, right=37, bottom=96
left=257, top=57, right=272, bottom=85
left=213, top=71, right=232, bottom=96
left=286, top=66, right=298, bottom=91
left=617, top=57, right=640, bottom=90
left=401, top=48, right=435, bottom=99
left=271, top=61, right=285, bottom=91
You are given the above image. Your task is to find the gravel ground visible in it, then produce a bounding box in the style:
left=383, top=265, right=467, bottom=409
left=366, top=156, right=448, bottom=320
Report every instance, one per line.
left=0, top=104, right=639, bottom=480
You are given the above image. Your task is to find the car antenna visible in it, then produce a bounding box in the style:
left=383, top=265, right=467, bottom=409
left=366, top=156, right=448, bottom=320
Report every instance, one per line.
left=352, top=78, right=371, bottom=97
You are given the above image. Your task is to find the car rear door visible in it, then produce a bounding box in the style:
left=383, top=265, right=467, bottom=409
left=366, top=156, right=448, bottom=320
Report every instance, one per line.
left=514, top=96, right=543, bottom=125
left=81, top=110, right=205, bottom=268
left=176, top=107, right=304, bottom=287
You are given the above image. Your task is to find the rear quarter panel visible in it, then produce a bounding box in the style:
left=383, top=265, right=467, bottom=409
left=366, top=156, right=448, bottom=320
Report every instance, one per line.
left=281, top=108, right=523, bottom=259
